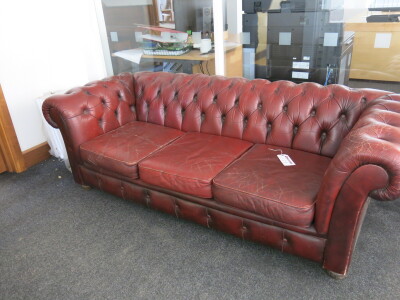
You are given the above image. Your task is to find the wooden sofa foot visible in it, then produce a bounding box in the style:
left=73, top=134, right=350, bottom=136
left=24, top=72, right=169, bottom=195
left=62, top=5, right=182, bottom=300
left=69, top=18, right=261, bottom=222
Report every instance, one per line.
left=326, top=270, right=347, bottom=280
left=81, top=185, right=91, bottom=190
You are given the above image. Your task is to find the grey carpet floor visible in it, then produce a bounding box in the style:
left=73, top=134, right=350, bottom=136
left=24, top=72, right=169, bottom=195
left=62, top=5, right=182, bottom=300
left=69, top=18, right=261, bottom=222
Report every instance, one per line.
left=1, top=159, right=399, bottom=300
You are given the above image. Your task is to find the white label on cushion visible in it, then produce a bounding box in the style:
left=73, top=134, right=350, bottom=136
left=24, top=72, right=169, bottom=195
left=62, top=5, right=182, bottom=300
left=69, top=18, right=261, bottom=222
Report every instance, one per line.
left=277, top=154, right=296, bottom=166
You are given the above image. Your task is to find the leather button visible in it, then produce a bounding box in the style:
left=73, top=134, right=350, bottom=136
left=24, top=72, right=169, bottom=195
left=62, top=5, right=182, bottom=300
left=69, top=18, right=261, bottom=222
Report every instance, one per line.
left=258, top=103, right=262, bottom=110
left=283, top=238, right=288, bottom=243
left=310, top=109, right=316, bottom=116
left=235, top=99, right=239, bottom=106
left=283, top=105, right=288, bottom=112
left=361, top=97, right=367, bottom=104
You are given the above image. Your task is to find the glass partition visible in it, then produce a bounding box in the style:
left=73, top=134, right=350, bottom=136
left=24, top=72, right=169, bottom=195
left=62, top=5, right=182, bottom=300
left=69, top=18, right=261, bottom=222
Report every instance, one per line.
left=99, top=0, right=400, bottom=92
left=233, top=0, right=400, bottom=92
left=101, top=0, right=229, bottom=76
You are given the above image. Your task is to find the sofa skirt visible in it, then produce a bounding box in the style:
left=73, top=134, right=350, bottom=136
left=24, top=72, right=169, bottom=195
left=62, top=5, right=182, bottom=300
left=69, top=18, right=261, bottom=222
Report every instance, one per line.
left=79, top=166, right=327, bottom=264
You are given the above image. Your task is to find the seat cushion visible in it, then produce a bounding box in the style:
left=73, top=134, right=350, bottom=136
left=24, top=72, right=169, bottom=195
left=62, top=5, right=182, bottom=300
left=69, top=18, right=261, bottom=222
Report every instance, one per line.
left=80, top=121, right=184, bottom=179
left=139, top=132, right=253, bottom=198
left=212, top=144, right=332, bottom=227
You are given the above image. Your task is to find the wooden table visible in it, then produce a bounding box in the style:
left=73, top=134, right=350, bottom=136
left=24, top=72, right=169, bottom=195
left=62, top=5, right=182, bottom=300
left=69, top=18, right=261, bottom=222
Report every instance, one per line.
left=141, top=48, right=220, bottom=74
left=115, top=43, right=243, bottom=77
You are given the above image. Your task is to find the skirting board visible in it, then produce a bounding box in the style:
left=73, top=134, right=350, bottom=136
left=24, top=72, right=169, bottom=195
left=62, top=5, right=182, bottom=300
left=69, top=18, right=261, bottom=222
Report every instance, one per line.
left=23, top=142, right=51, bottom=169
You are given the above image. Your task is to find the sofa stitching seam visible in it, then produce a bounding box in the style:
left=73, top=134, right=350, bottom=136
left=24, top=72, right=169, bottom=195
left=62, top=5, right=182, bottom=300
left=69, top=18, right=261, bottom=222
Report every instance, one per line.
left=213, top=181, right=316, bottom=211
left=80, top=133, right=183, bottom=166
left=139, top=165, right=213, bottom=184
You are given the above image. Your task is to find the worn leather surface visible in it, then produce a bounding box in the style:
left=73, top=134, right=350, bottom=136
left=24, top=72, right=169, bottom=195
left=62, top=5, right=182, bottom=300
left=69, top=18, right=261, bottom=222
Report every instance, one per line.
left=43, top=73, right=136, bottom=143
left=323, top=165, right=388, bottom=275
left=42, top=71, right=400, bottom=276
left=42, top=73, right=137, bottom=184
left=80, top=166, right=326, bottom=263
left=134, top=72, right=390, bottom=157
left=213, top=144, right=331, bottom=227
left=139, top=132, right=252, bottom=198
left=316, top=95, right=400, bottom=234
left=80, top=121, right=183, bottom=179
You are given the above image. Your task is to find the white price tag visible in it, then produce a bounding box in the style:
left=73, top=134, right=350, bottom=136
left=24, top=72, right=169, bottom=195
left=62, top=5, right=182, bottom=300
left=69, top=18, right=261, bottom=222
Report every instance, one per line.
left=277, top=154, right=296, bottom=166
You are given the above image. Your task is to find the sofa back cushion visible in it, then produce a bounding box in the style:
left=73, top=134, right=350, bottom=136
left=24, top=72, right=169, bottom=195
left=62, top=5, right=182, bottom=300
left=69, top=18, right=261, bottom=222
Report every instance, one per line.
left=43, top=73, right=137, bottom=157
left=133, top=72, right=391, bottom=157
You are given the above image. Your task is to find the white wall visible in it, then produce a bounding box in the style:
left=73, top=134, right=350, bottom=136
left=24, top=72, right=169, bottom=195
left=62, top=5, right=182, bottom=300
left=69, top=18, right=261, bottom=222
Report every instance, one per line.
left=0, top=0, right=107, bottom=151
left=226, top=0, right=242, bottom=35
left=344, top=0, right=372, bottom=22
left=102, top=0, right=152, bottom=7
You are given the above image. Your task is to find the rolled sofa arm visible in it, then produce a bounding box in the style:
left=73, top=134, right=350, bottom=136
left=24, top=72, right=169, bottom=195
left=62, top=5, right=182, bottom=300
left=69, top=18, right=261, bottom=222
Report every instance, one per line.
left=42, top=73, right=136, bottom=183
left=314, top=95, right=400, bottom=276
left=43, top=72, right=135, bottom=130
left=316, top=95, right=400, bottom=233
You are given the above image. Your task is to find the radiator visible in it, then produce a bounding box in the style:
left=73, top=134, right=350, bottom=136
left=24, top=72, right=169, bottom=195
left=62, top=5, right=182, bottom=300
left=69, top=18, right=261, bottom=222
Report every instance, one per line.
left=36, top=92, right=70, bottom=171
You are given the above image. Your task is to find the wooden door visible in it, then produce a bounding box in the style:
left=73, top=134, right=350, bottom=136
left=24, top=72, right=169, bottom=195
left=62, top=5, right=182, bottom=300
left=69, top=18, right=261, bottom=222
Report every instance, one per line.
left=0, top=148, right=7, bottom=173
left=0, top=84, right=25, bottom=173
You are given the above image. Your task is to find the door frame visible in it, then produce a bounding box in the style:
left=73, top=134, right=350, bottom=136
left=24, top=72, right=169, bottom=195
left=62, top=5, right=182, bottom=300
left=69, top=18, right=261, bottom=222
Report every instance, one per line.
left=0, top=84, right=26, bottom=173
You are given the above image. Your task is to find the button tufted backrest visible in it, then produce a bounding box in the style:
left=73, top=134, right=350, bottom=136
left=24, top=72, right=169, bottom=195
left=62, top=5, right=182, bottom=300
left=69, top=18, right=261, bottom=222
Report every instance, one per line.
left=134, top=72, right=392, bottom=157
left=67, top=73, right=137, bottom=134
left=43, top=72, right=137, bottom=168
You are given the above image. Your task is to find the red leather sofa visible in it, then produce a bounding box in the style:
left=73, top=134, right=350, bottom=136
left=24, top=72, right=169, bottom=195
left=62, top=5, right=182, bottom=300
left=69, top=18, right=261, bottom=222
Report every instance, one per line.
left=43, top=72, right=400, bottom=278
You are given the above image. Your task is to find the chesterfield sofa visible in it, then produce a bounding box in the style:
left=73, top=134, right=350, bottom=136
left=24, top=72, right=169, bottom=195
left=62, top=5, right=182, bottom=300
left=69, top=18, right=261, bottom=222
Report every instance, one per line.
left=42, top=72, right=400, bottom=278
